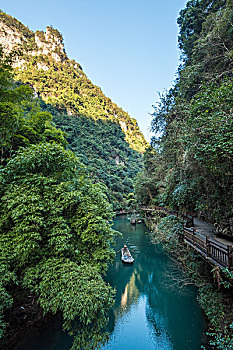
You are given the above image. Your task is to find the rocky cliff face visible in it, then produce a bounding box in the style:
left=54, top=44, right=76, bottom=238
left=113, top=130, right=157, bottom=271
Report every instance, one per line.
left=0, top=21, right=26, bottom=52
left=0, top=11, right=66, bottom=66
left=33, top=27, right=66, bottom=62
left=0, top=10, right=147, bottom=153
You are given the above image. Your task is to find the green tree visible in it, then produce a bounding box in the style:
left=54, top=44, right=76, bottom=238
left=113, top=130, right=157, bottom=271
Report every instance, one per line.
left=0, top=143, right=116, bottom=349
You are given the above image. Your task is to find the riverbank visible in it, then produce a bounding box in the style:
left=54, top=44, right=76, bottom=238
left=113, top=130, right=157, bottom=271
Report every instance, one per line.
left=144, top=214, right=233, bottom=350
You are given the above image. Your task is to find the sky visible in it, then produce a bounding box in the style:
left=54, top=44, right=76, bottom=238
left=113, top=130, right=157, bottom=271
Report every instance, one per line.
left=1, top=0, right=187, bottom=141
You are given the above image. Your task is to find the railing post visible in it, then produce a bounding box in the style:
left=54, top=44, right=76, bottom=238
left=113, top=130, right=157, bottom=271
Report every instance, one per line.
left=206, top=236, right=210, bottom=257
left=179, top=224, right=184, bottom=242
left=192, top=228, right=196, bottom=247
left=227, top=245, right=233, bottom=269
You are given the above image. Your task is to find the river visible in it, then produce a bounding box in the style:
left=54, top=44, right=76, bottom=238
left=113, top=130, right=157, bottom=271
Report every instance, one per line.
left=15, top=216, right=207, bottom=350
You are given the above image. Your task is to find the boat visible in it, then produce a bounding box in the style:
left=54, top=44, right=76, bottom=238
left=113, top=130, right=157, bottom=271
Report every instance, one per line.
left=130, top=216, right=137, bottom=225
left=121, top=245, right=134, bottom=263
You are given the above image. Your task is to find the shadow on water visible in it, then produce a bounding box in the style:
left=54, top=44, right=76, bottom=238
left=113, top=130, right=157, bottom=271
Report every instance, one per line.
left=14, top=216, right=208, bottom=350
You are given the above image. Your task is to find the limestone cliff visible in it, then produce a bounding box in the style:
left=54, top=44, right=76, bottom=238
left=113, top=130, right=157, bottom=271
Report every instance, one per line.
left=0, top=11, right=67, bottom=67
left=0, top=10, right=147, bottom=153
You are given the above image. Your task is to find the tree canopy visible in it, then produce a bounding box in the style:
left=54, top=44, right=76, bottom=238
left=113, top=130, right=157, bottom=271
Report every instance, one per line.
left=136, top=0, right=233, bottom=224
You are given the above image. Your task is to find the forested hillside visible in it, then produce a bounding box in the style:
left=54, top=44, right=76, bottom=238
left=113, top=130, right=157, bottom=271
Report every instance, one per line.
left=0, top=47, right=117, bottom=349
left=52, top=112, right=142, bottom=206
left=0, top=10, right=147, bottom=209
left=136, top=0, right=233, bottom=234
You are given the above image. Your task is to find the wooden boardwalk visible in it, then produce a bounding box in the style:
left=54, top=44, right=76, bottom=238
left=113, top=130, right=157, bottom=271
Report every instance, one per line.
left=181, top=227, right=233, bottom=270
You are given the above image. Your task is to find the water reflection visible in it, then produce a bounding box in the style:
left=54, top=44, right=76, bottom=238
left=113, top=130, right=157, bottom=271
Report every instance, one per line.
left=120, top=273, right=140, bottom=311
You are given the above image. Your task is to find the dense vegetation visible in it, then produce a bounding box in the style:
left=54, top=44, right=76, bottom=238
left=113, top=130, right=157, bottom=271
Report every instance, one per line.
left=0, top=10, right=146, bottom=210
left=136, top=0, right=233, bottom=229
left=0, top=48, right=117, bottom=349
left=35, top=98, right=143, bottom=208
left=14, top=56, right=146, bottom=153
left=51, top=112, right=143, bottom=208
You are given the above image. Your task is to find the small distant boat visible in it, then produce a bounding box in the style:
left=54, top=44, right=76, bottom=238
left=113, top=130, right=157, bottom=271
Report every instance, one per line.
left=130, top=216, right=136, bottom=225
left=121, top=245, right=134, bottom=264
left=137, top=220, right=142, bottom=224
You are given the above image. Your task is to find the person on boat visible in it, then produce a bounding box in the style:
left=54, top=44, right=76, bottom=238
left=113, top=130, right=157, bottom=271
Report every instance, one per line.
left=123, top=244, right=130, bottom=256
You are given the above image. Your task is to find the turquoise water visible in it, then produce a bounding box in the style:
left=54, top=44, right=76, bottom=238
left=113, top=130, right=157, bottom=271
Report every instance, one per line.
left=15, top=216, right=207, bottom=350
left=101, top=216, right=207, bottom=350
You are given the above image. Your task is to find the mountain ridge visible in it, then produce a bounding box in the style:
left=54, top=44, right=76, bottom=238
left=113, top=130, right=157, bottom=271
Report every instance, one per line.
left=0, top=10, right=147, bottom=153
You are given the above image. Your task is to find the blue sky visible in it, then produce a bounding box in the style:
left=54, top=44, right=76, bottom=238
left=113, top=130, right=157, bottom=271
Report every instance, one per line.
left=2, top=0, right=187, bottom=141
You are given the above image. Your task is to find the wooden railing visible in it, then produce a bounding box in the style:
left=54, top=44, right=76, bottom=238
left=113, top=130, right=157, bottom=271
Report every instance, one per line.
left=181, top=227, right=233, bottom=270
